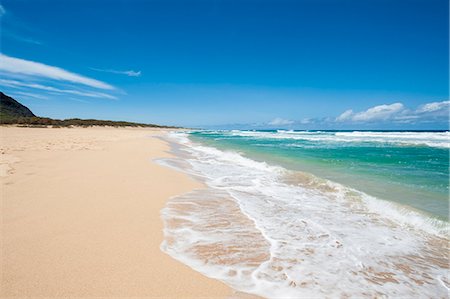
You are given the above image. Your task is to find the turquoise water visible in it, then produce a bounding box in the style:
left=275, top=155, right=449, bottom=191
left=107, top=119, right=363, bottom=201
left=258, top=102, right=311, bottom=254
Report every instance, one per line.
left=189, top=130, right=449, bottom=220
left=161, top=131, right=449, bottom=297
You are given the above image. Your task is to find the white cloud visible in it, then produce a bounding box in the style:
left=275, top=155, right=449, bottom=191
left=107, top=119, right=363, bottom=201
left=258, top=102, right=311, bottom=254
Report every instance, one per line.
left=119, top=70, right=141, bottom=77
left=352, top=103, right=404, bottom=121
left=0, top=54, right=115, bottom=90
left=68, top=97, right=90, bottom=104
left=91, top=68, right=141, bottom=77
left=12, top=91, right=49, bottom=100
left=268, top=117, right=294, bottom=126
left=335, top=101, right=449, bottom=125
left=0, top=5, right=5, bottom=17
left=336, top=109, right=353, bottom=122
left=416, top=100, right=450, bottom=113
left=8, top=34, right=42, bottom=45
left=0, top=79, right=117, bottom=100
left=336, top=103, right=405, bottom=122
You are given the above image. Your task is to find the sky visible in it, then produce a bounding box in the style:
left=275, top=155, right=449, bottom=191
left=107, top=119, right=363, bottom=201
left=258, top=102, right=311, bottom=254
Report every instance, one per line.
left=0, top=0, right=448, bottom=129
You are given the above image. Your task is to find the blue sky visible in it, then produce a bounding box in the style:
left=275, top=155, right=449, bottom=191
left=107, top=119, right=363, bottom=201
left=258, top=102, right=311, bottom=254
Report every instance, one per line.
left=0, top=0, right=448, bottom=129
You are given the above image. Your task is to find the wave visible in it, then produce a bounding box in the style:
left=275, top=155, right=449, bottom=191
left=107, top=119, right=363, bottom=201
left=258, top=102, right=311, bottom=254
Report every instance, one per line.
left=158, top=132, right=449, bottom=298
left=335, top=131, right=450, bottom=148
left=207, top=130, right=450, bottom=148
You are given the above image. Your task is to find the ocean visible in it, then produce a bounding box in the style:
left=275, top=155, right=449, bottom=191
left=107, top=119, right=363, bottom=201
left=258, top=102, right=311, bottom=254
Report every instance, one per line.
left=158, top=130, right=449, bottom=298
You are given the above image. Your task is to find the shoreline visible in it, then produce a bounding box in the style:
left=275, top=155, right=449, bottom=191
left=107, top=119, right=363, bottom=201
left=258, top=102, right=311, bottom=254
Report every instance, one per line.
left=158, top=131, right=449, bottom=298
left=0, top=126, right=231, bottom=297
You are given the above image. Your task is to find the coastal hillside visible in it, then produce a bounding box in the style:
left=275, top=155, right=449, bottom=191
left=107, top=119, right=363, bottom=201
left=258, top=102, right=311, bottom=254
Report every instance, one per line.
left=0, top=92, right=176, bottom=128
left=0, top=92, right=36, bottom=118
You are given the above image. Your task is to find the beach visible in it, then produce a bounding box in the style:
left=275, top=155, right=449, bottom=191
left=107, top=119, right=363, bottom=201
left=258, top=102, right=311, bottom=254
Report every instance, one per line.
left=0, top=126, right=230, bottom=297
left=1, top=126, right=448, bottom=298
left=159, top=130, right=449, bottom=298
left=1, top=0, right=447, bottom=297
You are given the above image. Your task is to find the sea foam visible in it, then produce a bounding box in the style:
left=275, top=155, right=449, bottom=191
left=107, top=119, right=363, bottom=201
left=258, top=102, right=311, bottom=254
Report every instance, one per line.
left=158, top=132, right=449, bottom=298
left=219, top=130, right=450, bottom=148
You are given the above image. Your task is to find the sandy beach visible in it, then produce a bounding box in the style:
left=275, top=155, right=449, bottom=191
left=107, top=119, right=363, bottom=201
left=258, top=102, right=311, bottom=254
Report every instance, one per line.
left=0, top=126, right=230, bottom=298
left=1, top=0, right=447, bottom=297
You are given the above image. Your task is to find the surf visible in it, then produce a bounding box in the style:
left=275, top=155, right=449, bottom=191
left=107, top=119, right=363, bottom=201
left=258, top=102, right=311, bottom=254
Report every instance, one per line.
left=158, top=131, right=449, bottom=298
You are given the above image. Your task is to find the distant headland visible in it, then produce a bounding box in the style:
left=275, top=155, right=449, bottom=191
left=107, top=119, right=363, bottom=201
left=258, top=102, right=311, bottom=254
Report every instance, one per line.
left=0, top=92, right=177, bottom=128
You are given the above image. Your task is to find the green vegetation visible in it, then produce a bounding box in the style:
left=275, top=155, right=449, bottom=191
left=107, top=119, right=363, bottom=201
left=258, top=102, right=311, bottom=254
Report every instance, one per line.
left=0, top=116, right=176, bottom=128
left=0, top=92, right=178, bottom=128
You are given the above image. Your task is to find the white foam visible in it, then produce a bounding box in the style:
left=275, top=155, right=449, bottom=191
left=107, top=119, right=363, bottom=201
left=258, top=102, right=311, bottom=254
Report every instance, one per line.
left=159, top=132, right=449, bottom=298
left=335, top=131, right=450, bottom=148
left=216, top=130, right=450, bottom=148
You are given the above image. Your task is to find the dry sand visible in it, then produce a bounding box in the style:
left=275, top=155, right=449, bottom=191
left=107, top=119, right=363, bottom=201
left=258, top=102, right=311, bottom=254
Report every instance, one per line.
left=0, top=126, right=232, bottom=298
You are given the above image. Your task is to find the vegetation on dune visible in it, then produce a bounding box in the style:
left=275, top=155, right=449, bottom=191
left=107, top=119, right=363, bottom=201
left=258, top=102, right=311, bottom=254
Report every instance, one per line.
left=0, top=115, right=175, bottom=128
left=0, top=91, right=178, bottom=128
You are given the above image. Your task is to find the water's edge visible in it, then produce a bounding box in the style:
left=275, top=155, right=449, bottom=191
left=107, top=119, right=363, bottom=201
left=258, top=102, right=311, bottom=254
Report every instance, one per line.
left=156, top=132, right=449, bottom=298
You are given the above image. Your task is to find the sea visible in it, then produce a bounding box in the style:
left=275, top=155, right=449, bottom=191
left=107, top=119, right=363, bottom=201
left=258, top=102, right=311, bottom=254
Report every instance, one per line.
left=157, top=130, right=449, bottom=298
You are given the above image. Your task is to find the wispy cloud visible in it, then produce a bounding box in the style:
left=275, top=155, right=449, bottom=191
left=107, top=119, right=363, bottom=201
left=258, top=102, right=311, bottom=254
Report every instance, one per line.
left=5, top=32, right=42, bottom=45
left=416, top=100, right=450, bottom=114
left=0, top=79, right=117, bottom=100
left=67, top=97, right=90, bottom=104
left=299, top=118, right=312, bottom=124
left=11, top=91, right=49, bottom=100
left=335, top=109, right=353, bottom=122
left=1, top=5, right=42, bottom=45
left=0, top=54, right=115, bottom=90
left=268, top=117, right=294, bottom=126
left=91, top=67, right=141, bottom=77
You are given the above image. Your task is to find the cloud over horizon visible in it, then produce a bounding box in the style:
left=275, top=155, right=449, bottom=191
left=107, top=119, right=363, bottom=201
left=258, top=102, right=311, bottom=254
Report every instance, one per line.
left=336, top=103, right=406, bottom=122
left=263, top=100, right=449, bottom=129
left=416, top=101, right=450, bottom=114
left=268, top=117, right=294, bottom=126
left=335, top=101, right=449, bottom=125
